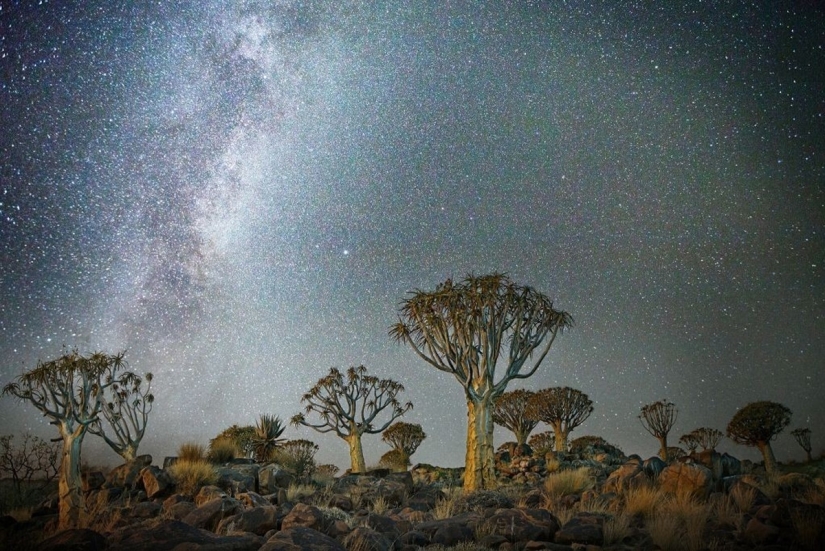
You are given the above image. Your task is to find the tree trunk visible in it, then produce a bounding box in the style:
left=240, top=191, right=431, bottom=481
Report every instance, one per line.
left=757, top=441, right=778, bottom=474
left=805, top=450, right=813, bottom=463
left=121, top=444, right=137, bottom=462
left=464, top=396, right=496, bottom=492
left=58, top=425, right=86, bottom=530
left=657, top=436, right=668, bottom=462
left=552, top=422, right=567, bottom=452
left=347, top=434, right=366, bottom=474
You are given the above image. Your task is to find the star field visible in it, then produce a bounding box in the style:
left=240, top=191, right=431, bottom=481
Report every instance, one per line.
left=1, top=1, right=823, bottom=469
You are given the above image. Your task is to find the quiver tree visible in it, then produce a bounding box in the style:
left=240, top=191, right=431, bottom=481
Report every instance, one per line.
left=88, top=372, right=154, bottom=461
left=493, top=389, right=539, bottom=448
left=692, top=427, right=723, bottom=451
left=791, top=428, right=813, bottom=462
left=525, top=387, right=593, bottom=452
left=528, top=431, right=555, bottom=457
left=726, top=401, right=791, bottom=474
left=251, top=414, right=285, bottom=462
left=291, top=365, right=412, bottom=473
left=391, top=273, right=572, bottom=491
left=639, top=399, right=678, bottom=461
left=381, top=421, right=427, bottom=468
left=2, top=350, right=133, bottom=529
left=679, top=432, right=699, bottom=453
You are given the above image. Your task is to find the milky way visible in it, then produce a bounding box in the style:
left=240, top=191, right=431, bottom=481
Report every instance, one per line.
left=1, top=1, right=823, bottom=468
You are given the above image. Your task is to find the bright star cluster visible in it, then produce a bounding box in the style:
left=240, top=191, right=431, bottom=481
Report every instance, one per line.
left=1, top=1, right=822, bottom=468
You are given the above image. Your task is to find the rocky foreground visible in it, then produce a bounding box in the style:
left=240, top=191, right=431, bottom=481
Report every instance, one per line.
left=1, top=445, right=823, bottom=550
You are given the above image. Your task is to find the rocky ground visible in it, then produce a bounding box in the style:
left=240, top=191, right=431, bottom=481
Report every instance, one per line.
left=1, top=444, right=823, bottom=550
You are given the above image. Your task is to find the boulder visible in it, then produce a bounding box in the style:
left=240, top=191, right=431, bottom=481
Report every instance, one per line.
left=642, top=456, right=666, bottom=478
left=182, top=496, right=244, bottom=532
left=476, top=508, right=560, bottom=543
left=258, top=464, right=295, bottom=493
left=658, top=463, right=713, bottom=499
left=141, top=465, right=174, bottom=499
left=343, top=526, right=395, bottom=551
left=602, top=461, right=646, bottom=493
left=161, top=494, right=196, bottom=520
left=260, top=526, right=345, bottom=551
left=106, top=455, right=152, bottom=489
left=236, top=491, right=271, bottom=508
left=39, top=528, right=107, bottom=551
left=107, top=519, right=262, bottom=551
left=415, top=512, right=480, bottom=546
left=216, top=465, right=257, bottom=495
left=554, top=512, right=604, bottom=545
left=280, top=502, right=326, bottom=532
left=216, top=506, right=280, bottom=536
left=195, top=485, right=228, bottom=506
left=82, top=471, right=106, bottom=492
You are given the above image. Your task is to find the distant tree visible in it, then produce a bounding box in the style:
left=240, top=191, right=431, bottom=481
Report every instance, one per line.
left=211, top=424, right=256, bottom=458
left=726, top=401, right=791, bottom=474
left=692, top=427, right=723, bottom=451
left=679, top=432, right=699, bottom=453
left=381, top=421, right=426, bottom=468
left=2, top=350, right=133, bottom=529
left=251, top=415, right=286, bottom=463
left=391, top=273, right=572, bottom=491
left=88, top=372, right=154, bottom=461
left=378, top=448, right=410, bottom=472
left=528, top=430, right=555, bottom=457
left=0, top=432, right=60, bottom=507
left=493, top=389, right=539, bottom=448
left=791, top=428, right=813, bottom=462
left=292, top=365, right=411, bottom=473
left=275, top=439, right=319, bottom=479
left=639, top=399, right=678, bottom=461
left=526, top=387, right=593, bottom=452
left=568, top=435, right=623, bottom=458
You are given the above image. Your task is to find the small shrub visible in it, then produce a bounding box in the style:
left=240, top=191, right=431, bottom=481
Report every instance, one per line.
left=178, top=442, right=207, bottom=463
left=646, top=511, right=682, bottom=550
left=543, top=467, right=594, bottom=498
left=207, top=437, right=238, bottom=464
left=433, top=487, right=463, bottom=520
left=370, top=495, right=389, bottom=515
left=378, top=448, right=409, bottom=472
left=729, top=482, right=756, bottom=513
left=286, top=482, right=316, bottom=502
left=168, top=460, right=218, bottom=495
left=274, top=439, right=318, bottom=479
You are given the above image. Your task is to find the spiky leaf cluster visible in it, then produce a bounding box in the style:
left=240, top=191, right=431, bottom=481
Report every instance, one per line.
left=382, top=422, right=426, bottom=456
left=525, top=387, right=593, bottom=433
left=639, top=399, right=678, bottom=438
left=251, top=414, right=285, bottom=462
left=528, top=431, right=555, bottom=455
left=492, top=389, right=539, bottom=446
left=291, top=365, right=412, bottom=438
left=727, top=401, right=791, bottom=447
left=390, top=273, right=573, bottom=400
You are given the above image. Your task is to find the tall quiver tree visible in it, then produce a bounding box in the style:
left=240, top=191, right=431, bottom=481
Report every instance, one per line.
left=88, top=372, right=154, bottom=461
left=2, top=350, right=131, bottom=529
left=726, top=401, right=791, bottom=473
left=639, top=399, right=678, bottom=461
left=291, top=365, right=411, bottom=473
left=391, top=273, right=572, bottom=491
left=493, top=389, right=539, bottom=448
left=525, top=387, right=593, bottom=452
left=791, top=428, right=813, bottom=462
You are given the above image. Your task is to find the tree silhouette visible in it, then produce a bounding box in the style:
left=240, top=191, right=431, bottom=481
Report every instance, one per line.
left=0, top=432, right=59, bottom=508
left=2, top=350, right=133, bottom=529
left=391, top=273, right=572, bottom=491
left=726, top=401, right=791, bottom=474
left=291, top=365, right=411, bottom=473
left=88, top=372, right=154, bottom=461
left=381, top=421, right=426, bottom=468
left=691, top=427, right=723, bottom=451
left=525, top=387, right=593, bottom=452
left=791, top=428, right=813, bottom=463
left=493, top=389, right=539, bottom=448
left=679, top=432, right=699, bottom=453
left=639, top=399, right=678, bottom=461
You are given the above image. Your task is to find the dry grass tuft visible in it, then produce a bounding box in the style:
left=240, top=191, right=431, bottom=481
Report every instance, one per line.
left=791, top=506, right=825, bottom=551
left=623, top=484, right=663, bottom=519
left=167, top=460, right=218, bottom=495
left=207, top=437, right=238, bottom=464
left=729, top=482, right=756, bottom=513
left=647, top=511, right=683, bottom=550
left=543, top=467, right=594, bottom=498
left=177, top=442, right=207, bottom=463
left=433, top=487, right=464, bottom=520
left=286, top=482, right=316, bottom=502
left=644, top=493, right=710, bottom=551
left=603, top=511, right=632, bottom=545
left=370, top=495, right=389, bottom=515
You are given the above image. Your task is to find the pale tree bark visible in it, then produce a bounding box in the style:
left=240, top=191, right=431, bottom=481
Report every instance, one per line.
left=347, top=433, right=366, bottom=474
left=657, top=436, right=669, bottom=462
left=57, top=424, right=87, bottom=529
left=551, top=422, right=568, bottom=453
left=757, top=441, right=778, bottom=474
left=464, top=396, right=497, bottom=490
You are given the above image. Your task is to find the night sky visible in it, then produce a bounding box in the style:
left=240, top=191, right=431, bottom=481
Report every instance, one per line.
left=1, top=1, right=823, bottom=470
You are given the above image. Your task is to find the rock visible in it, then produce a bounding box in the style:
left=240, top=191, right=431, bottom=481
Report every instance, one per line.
left=554, top=512, right=604, bottom=545
left=343, top=526, right=394, bottom=551
left=399, top=530, right=429, bottom=546
left=260, top=526, right=346, bottom=551
left=719, top=453, right=741, bottom=477
left=281, top=502, right=326, bottom=531
left=743, top=517, right=780, bottom=545
left=406, top=487, right=445, bottom=511
left=163, top=456, right=178, bottom=469
left=106, top=455, right=152, bottom=489
left=162, top=494, right=196, bottom=520
left=692, top=450, right=724, bottom=480
left=216, top=506, right=280, bottom=536
left=108, top=519, right=262, bottom=551
left=459, top=490, right=514, bottom=511
left=416, top=513, right=480, bottom=546
left=141, top=465, right=174, bottom=499
left=131, top=500, right=162, bottom=518
left=658, top=463, right=713, bottom=499
left=236, top=491, right=271, bottom=508
left=477, top=508, right=560, bottom=543
left=82, top=471, right=106, bottom=492
left=182, top=496, right=244, bottom=532
left=195, top=485, right=228, bottom=506
left=365, top=512, right=400, bottom=538
left=258, top=464, right=295, bottom=493
left=216, top=465, right=257, bottom=495
left=39, top=528, right=107, bottom=551
left=642, top=456, right=666, bottom=478
left=602, top=461, right=646, bottom=493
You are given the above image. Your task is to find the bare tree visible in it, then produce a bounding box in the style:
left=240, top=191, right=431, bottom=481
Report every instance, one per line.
left=88, top=372, right=154, bottom=461
left=639, top=399, right=678, bottom=461
left=382, top=421, right=426, bottom=468
left=2, top=350, right=132, bottom=528
left=525, top=387, right=593, bottom=452
left=391, top=273, right=572, bottom=491
left=727, top=401, right=791, bottom=473
left=791, top=428, right=813, bottom=462
left=0, top=432, right=60, bottom=507
left=291, top=366, right=411, bottom=473
left=691, top=427, right=723, bottom=451
left=493, top=389, right=539, bottom=448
